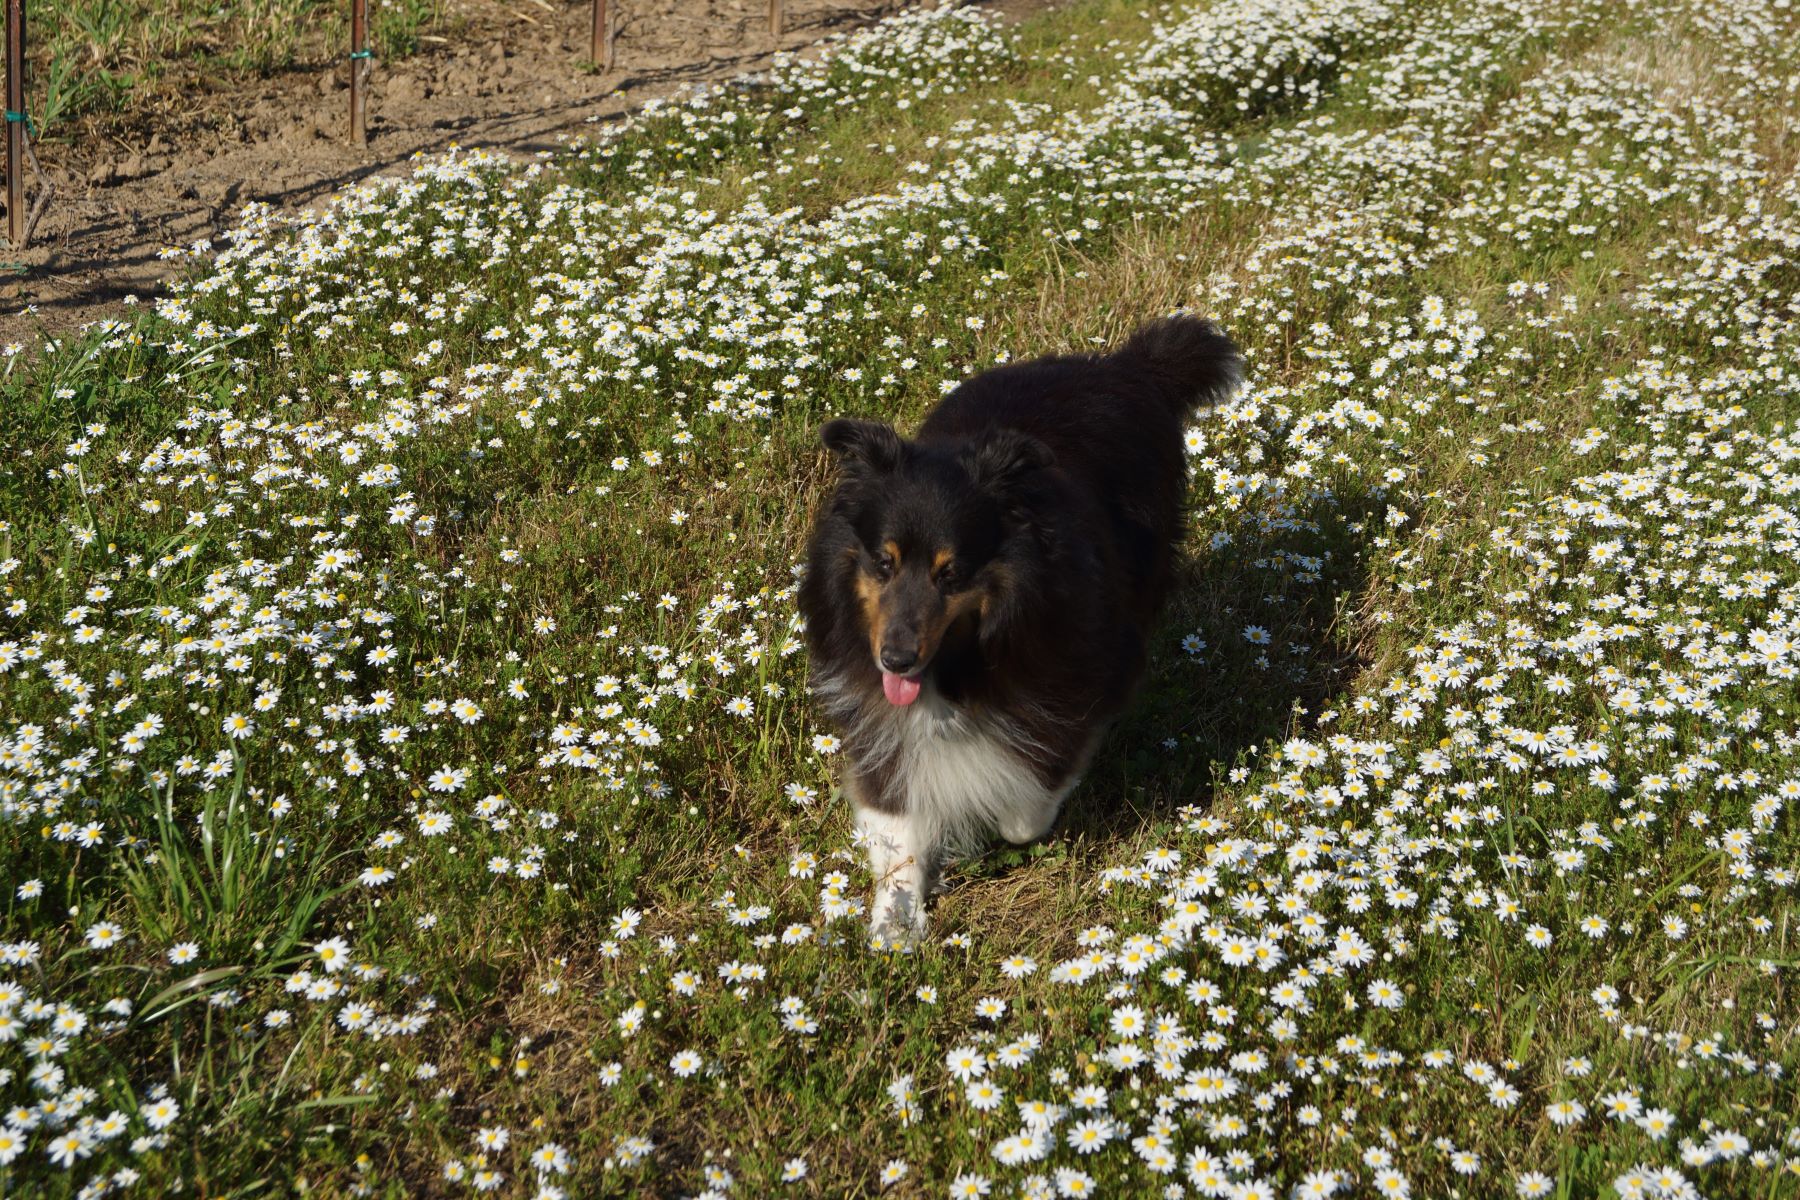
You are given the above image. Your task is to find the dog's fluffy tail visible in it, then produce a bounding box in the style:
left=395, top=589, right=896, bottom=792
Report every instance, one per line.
left=1113, top=315, right=1243, bottom=418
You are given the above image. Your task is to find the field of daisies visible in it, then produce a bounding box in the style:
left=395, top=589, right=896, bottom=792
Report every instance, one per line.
left=2, top=0, right=1798, bottom=1194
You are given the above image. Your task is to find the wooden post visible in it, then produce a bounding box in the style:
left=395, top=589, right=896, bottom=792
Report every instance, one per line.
left=769, top=0, right=782, bottom=39
left=349, top=0, right=368, bottom=147
left=592, top=0, right=614, bottom=72
left=5, top=0, right=23, bottom=247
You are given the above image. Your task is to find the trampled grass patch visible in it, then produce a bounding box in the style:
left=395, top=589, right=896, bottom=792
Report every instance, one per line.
left=1, top=0, right=1797, bottom=1196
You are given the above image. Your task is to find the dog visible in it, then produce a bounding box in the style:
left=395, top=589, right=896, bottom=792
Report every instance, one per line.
left=798, top=315, right=1243, bottom=937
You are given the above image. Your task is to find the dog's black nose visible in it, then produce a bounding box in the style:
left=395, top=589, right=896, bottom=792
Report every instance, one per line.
left=880, top=646, right=918, bottom=674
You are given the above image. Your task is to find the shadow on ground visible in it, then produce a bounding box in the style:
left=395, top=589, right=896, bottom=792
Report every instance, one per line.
left=954, top=480, right=1383, bottom=886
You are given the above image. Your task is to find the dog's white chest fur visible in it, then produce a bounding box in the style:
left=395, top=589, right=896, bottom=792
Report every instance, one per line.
left=888, top=692, right=1058, bottom=851
left=852, top=689, right=1078, bottom=938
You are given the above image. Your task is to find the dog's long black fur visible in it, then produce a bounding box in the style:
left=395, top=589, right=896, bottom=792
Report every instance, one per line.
left=798, top=317, right=1241, bottom=930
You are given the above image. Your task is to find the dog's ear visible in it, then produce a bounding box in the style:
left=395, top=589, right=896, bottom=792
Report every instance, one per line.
left=961, top=429, right=1052, bottom=503
left=821, top=418, right=903, bottom=474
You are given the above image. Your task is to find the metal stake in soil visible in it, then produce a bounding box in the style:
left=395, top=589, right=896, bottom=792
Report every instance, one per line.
left=5, top=0, right=23, bottom=247
left=349, top=0, right=369, bottom=147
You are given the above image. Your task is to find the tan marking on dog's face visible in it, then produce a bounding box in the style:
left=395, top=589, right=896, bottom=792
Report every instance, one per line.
left=899, top=583, right=985, bottom=669
left=973, top=563, right=1010, bottom=626
left=855, top=541, right=989, bottom=673
left=940, top=585, right=984, bottom=629
left=852, top=569, right=885, bottom=661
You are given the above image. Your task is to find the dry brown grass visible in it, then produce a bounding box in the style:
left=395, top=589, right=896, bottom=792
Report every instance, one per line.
left=1583, top=29, right=1800, bottom=180
left=988, top=202, right=1273, bottom=359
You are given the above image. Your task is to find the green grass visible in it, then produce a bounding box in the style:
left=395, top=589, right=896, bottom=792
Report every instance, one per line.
left=0, top=0, right=1797, bottom=1195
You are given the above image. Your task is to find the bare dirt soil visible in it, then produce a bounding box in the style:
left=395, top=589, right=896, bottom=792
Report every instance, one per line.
left=2, top=0, right=1052, bottom=339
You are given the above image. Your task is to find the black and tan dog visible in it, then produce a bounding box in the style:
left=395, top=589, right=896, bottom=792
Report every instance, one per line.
left=798, top=316, right=1243, bottom=936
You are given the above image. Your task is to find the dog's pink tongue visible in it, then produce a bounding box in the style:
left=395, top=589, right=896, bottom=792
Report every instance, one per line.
left=882, top=671, right=922, bottom=706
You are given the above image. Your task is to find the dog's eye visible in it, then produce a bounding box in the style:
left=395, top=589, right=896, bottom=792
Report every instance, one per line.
left=935, top=562, right=959, bottom=589
left=873, top=552, right=894, bottom=581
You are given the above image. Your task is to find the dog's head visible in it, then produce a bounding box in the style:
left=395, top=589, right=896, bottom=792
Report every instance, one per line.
left=814, top=417, right=1050, bottom=705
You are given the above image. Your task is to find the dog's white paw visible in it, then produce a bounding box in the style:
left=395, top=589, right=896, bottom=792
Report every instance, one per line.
left=857, top=803, right=935, bottom=940
left=870, top=877, right=928, bottom=943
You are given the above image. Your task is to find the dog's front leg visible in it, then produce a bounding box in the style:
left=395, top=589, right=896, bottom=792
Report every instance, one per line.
left=997, top=734, right=1100, bottom=845
left=856, top=802, right=935, bottom=941
left=996, top=791, right=1061, bottom=845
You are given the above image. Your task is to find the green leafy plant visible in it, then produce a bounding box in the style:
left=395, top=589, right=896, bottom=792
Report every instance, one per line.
left=118, top=759, right=349, bottom=995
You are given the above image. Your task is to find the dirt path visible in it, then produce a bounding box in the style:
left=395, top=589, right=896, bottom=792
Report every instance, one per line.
left=1, top=0, right=1052, bottom=340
